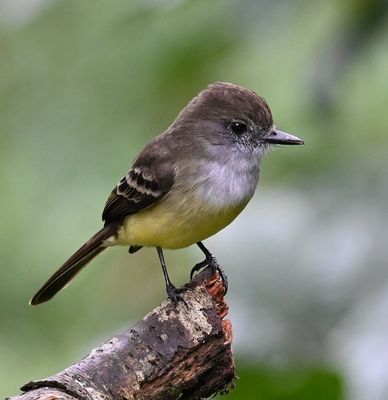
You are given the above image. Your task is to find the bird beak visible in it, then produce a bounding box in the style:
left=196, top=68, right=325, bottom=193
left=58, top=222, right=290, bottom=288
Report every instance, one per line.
left=264, top=128, right=304, bottom=145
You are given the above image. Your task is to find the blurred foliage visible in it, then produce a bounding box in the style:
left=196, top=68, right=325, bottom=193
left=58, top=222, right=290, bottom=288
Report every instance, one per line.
left=1, top=0, right=388, bottom=398
left=223, top=365, right=343, bottom=400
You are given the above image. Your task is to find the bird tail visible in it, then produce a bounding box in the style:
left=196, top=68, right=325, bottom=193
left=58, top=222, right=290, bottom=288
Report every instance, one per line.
left=30, top=224, right=118, bottom=305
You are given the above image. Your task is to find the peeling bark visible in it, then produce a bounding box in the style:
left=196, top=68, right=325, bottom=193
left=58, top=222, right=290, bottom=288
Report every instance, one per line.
left=7, top=266, right=235, bottom=400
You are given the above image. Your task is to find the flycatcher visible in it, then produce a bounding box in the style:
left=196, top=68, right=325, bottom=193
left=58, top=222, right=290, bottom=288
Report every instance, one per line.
left=30, top=82, right=303, bottom=305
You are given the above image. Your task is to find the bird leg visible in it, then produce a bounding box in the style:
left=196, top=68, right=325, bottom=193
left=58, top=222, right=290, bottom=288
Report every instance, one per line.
left=156, top=247, right=186, bottom=303
left=190, top=242, right=228, bottom=294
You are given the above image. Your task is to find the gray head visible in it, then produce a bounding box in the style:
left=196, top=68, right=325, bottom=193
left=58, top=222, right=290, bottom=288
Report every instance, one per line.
left=174, top=82, right=303, bottom=152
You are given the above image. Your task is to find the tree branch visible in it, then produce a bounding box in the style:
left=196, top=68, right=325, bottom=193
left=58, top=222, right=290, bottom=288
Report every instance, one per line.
left=7, top=266, right=235, bottom=400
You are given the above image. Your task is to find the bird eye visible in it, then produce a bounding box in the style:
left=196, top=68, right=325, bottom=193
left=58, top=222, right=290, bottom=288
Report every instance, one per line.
left=229, top=121, right=248, bottom=135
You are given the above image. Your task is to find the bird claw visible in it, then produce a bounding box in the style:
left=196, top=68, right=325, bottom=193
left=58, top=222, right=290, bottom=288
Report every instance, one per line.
left=167, top=284, right=189, bottom=308
left=190, top=256, right=228, bottom=295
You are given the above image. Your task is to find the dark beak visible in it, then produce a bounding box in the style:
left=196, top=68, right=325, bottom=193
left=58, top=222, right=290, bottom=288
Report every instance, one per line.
left=264, top=128, right=304, bottom=145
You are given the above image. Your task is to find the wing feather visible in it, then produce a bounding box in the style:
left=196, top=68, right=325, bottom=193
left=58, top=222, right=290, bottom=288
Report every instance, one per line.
left=102, top=165, right=174, bottom=224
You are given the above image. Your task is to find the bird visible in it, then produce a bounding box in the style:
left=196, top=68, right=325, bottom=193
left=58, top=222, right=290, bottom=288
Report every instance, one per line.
left=30, top=82, right=303, bottom=305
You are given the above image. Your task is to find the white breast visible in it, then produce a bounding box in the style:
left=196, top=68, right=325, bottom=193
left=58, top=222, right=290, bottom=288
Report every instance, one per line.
left=191, top=149, right=261, bottom=210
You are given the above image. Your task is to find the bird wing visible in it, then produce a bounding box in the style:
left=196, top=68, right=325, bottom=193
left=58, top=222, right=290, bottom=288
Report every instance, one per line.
left=102, top=164, right=174, bottom=224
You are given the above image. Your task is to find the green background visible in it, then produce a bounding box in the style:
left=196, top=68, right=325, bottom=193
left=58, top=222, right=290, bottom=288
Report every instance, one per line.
left=1, top=0, right=388, bottom=399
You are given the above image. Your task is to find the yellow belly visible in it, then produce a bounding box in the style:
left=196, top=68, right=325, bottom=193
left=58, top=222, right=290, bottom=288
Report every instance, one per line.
left=114, top=196, right=248, bottom=249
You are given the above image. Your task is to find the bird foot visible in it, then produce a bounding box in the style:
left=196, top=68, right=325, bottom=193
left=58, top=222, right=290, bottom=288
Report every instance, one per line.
left=190, top=255, right=228, bottom=295
left=166, top=284, right=188, bottom=307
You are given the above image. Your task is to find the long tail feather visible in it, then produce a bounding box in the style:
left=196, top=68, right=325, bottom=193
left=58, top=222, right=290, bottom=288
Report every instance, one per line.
left=30, top=224, right=117, bottom=305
